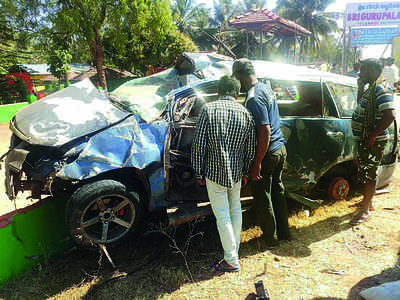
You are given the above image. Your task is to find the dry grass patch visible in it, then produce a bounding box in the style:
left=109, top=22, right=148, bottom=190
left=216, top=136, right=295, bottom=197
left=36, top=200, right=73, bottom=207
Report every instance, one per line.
left=1, top=182, right=399, bottom=299
left=0, top=119, right=399, bottom=299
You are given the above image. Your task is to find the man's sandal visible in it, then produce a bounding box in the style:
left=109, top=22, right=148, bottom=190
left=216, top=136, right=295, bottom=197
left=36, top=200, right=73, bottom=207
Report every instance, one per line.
left=211, top=259, right=240, bottom=272
left=350, top=210, right=371, bottom=225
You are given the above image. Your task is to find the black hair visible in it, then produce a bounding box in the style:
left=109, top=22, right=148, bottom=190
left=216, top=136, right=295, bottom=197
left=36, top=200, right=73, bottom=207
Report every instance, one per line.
left=232, top=58, right=256, bottom=77
left=360, top=58, right=383, bottom=73
left=217, top=75, right=241, bottom=97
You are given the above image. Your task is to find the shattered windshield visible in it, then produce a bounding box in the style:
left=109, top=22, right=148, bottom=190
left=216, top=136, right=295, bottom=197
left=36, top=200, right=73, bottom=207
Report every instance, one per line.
left=110, top=69, right=178, bottom=122
left=110, top=55, right=234, bottom=122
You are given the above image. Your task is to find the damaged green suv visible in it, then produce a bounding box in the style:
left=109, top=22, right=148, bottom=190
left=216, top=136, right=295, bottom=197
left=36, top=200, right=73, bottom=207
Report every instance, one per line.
left=3, top=57, right=398, bottom=248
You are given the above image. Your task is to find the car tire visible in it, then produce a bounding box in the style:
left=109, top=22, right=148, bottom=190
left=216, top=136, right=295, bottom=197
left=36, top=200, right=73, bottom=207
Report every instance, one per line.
left=328, top=177, right=350, bottom=200
left=66, top=179, right=142, bottom=248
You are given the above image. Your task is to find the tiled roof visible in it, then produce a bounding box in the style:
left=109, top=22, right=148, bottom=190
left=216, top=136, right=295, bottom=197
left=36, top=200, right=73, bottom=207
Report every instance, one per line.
left=229, top=9, right=311, bottom=36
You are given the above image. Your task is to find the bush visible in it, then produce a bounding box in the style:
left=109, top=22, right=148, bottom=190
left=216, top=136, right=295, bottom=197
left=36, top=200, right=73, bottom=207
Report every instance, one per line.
left=0, top=75, right=30, bottom=104
left=159, top=31, right=198, bottom=67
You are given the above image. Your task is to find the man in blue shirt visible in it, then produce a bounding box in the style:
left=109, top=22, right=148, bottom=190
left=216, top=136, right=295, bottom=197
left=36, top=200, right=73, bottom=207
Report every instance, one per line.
left=232, top=59, right=290, bottom=245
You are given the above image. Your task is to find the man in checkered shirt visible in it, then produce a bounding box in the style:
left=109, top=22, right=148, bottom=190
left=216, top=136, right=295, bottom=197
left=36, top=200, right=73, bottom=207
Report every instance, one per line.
left=191, top=75, right=256, bottom=272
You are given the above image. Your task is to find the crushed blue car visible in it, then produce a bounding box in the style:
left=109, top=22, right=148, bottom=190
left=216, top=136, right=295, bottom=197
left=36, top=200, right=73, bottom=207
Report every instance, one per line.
left=3, top=55, right=398, bottom=247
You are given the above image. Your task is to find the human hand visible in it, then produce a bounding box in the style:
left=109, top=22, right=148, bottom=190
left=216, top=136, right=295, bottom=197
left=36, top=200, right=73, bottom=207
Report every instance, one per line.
left=250, top=163, right=262, bottom=181
left=365, top=133, right=377, bottom=149
left=241, top=177, right=248, bottom=189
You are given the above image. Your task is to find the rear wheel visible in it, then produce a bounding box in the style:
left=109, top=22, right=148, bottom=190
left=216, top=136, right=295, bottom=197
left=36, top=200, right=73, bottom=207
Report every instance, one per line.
left=66, top=179, right=142, bottom=248
left=328, top=177, right=350, bottom=200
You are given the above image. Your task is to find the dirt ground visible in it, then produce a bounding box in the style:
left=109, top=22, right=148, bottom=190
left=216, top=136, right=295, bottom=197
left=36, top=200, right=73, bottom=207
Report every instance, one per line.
left=0, top=124, right=399, bottom=300
left=0, top=124, right=10, bottom=141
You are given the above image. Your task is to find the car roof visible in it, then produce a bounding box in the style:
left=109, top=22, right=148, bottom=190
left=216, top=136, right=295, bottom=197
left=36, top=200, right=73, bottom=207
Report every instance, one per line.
left=252, top=60, right=357, bottom=86
left=180, top=60, right=357, bottom=93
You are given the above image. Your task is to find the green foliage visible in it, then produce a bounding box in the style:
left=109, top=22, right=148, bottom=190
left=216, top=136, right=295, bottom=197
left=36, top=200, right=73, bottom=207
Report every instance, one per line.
left=160, top=31, right=198, bottom=67
left=194, top=0, right=246, bottom=56
left=45, top=80, right=64, bottom=95
left=319, top=35, right=341, bottom=64
left=1, top=0, right=198, bottom=79
left=104, top=0, right=195, bottom=74
left=0, top=0, right=340, bottom=81
left=211, top=0, right=244, bottom=31
left=47, top=49, right=72, bottom=83
left=0, top=1, right=33, bottom=73
left=171, top=0, right=206, bottom=33
left=276, top=0, right=338, bottom=61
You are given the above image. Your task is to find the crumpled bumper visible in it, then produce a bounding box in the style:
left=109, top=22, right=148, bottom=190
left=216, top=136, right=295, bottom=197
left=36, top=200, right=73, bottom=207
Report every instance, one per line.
left=4, top=148, right=29, bottom=199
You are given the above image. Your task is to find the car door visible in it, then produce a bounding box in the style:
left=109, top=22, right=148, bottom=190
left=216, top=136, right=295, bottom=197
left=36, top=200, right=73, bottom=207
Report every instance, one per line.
left=164, top=82, right=218, bottom=202
left=274, top=79, right=353, bottom=193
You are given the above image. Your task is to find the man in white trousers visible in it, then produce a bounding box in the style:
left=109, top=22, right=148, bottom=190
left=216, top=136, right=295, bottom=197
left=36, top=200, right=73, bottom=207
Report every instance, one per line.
left=191, top=75, right=256, bottom=272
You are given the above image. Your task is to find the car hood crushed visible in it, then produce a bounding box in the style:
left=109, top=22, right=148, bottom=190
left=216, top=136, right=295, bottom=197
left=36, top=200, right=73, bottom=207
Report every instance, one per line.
left=9, top=78, right=167, bottom=182
left=13, top=78, right=130, bottom=147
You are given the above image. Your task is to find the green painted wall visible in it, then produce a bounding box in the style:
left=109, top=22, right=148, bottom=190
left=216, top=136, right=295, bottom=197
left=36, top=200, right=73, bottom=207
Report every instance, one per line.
left=0, top=197, right=73, bottom=287
left=0, top=103, right=29, bottom=124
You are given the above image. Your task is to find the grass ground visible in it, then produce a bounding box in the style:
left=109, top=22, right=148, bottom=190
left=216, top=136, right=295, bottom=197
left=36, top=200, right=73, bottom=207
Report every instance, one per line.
left=0, top=125, right=399, bottom=300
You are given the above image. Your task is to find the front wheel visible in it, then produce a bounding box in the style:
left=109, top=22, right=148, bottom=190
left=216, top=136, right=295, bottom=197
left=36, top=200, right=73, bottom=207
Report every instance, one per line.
left=66, top=179, right=142, bottom=248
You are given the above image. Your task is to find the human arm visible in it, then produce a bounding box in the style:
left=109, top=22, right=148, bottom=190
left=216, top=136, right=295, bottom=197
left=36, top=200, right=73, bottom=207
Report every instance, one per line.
left=243, top=118, right=256, bottom=178
left=250, top=125, right=270, bottom=180
left=365, top=109, right=395, bottom=148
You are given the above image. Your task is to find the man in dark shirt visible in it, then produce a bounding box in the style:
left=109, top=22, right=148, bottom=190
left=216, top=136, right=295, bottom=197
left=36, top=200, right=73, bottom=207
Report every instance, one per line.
left=192, top=75, right=256, bottom=272
left=232, top=59, right=290, bottom=245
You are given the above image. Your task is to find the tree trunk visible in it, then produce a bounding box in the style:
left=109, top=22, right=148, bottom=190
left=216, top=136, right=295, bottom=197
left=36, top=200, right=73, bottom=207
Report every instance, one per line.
left=93, top=27, right=107, bottom=91
left=64, top=71, right=69, bottom=87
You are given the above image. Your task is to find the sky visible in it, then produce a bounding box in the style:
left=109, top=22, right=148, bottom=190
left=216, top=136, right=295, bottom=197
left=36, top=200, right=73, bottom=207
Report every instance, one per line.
left=197, top=0, right=396, bottom=58
left=197, top=0, right=354, bottom=11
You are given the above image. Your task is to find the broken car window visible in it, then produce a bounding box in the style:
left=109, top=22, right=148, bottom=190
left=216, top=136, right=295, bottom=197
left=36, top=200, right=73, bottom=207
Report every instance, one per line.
left=271, top=80, right=323, bottom=117
left=326, top=83, right=357, bottom=118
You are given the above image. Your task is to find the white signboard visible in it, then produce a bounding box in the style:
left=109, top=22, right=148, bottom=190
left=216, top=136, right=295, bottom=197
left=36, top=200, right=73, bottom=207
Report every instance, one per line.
left=346, top=2, right=400, bottom=27
left=350, top=26, right=400, bottom=46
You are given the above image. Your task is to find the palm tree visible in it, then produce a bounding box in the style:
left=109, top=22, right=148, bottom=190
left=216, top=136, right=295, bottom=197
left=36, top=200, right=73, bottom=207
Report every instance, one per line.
left=276, top=0, right=338, bottom=61
left=171, top=0, right=206, bottom=33
left=210, top=0, right=244, bottom=32
left=242, top=0, right=267, bottom=10
left=208, top=0, right=244, bottom=54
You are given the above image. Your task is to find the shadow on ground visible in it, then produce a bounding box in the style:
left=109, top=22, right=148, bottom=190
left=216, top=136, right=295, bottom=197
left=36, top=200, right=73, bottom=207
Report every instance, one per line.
left=310, top=247, right=400, bottom=300
left=0, top=215, right=225, bottom=300
left=0, top=198, right=360, bottom=299
left=346, top=247, right=400, bottom=300
left=240, top=203, right=354, bottom=258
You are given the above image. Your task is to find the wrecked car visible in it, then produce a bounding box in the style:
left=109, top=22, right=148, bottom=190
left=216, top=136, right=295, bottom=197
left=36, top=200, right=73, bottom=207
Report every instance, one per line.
left=3, top=57, right=397, bottom=248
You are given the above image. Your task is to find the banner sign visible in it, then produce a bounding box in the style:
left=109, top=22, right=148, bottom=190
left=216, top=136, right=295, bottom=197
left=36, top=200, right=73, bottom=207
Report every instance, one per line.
left=346, top=2, right=400, bottom=27
left=350, top=26, right=400, bottom=46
